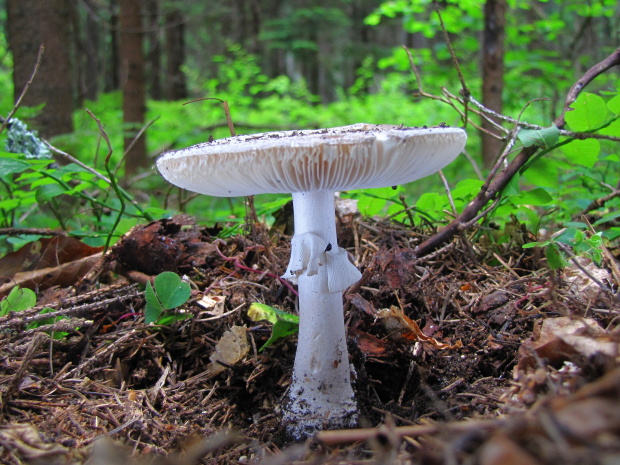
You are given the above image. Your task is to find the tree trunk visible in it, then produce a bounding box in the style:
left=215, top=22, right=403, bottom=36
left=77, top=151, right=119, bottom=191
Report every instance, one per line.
left=6, top=0, right=74, bottom=139
left=83, top=0, right=101, bottom=101
left=481, top=0, right=507, bottom=168
left=165, top=8, right=187, bottom=100
left=144, top=0, right=163, bottom=100
left=106, top=0, right=120, bottom=92
left=119, top=0, right=148, bottom=177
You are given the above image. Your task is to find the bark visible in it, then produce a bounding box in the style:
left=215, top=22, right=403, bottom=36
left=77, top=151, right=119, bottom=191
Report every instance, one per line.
left=106, top=0, right=120, bottom=92
left=481, top=0, right=507, bottom=167
left=119, top=0, right=148, bottom=176
left=144, top=0, right=163, bottom=100
left=83, top=0, right=101, bottom=101
left=165, top=8, right=188, bottom=100
left=6, top=0, right=74, bottom=138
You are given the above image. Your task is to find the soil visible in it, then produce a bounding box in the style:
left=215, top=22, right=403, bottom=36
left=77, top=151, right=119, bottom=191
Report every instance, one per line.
left=0, top=213, right=618, bottom=465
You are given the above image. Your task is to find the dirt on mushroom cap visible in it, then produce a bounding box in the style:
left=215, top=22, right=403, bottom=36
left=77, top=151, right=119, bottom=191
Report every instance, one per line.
left=156, top=124, right=466, bottom=197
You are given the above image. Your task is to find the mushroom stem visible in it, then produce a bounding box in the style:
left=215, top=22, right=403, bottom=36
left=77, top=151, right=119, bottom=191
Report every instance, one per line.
left=283, top=191, right=359, bottom=438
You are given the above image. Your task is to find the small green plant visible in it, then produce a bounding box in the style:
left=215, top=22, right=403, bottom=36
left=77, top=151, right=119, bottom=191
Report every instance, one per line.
left=523, top=227, right=604, bottom=270
left=0, top=286, right=70, bottom=339
left=247, top=302, right=299, bottom=350
left=144, top=271, right=192, bottom=324
left=0, top=286, right=36, bottom=316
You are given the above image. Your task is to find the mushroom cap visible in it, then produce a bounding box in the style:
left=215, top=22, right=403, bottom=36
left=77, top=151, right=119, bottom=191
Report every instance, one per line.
left=156, top=123, right=467, bottom=197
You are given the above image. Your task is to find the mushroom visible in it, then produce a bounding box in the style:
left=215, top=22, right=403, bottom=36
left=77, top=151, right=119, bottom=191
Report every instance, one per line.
left=156, top=123, right=467, bottom=438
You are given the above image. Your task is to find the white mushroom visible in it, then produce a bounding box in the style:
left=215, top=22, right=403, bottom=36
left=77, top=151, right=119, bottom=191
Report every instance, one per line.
left=156, top=123, right=467, bottom=438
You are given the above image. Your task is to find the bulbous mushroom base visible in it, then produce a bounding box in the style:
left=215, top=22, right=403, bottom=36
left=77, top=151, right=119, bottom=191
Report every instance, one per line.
left=283, top=390, right=358, bottom=440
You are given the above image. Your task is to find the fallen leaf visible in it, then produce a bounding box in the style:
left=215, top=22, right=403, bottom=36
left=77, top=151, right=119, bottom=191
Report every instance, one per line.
left=563, top=257, right=611, bottom=303
left=0, top=253, right=102, bottom=298
left=517, top=317, right=617, bottom=371
left=207, top=325, right=250, bottom=377
left=377, top=306, right=462, bottom=350
left=350, top=327, right=391, bottom=358
left=0, top=236, right=102, bottom=277
left=347, top=293, right=376, bottom=316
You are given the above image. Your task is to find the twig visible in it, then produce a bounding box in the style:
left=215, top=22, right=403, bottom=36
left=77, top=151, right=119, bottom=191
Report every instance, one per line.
left=556, top=46, right=620, bottom=128
left=315, top=418, right=501, bottom=446
left=0, top=227, right=66, bottom=237
left=115, top=117, right=159, bottom=176
left=3, top=332, right=47, bottom=410
left=576, top=188, right=620, bottom=218
left=44, top=142, right=112, bottom=184
left=0, top=45, right=44, bottom=136
left=557, top=242, right=614, bottom=296
left=414, top=48, right=620, bottom=258
left=432, top=1, right=469, bottom=100
left=213, top=243, right=298, bottom=296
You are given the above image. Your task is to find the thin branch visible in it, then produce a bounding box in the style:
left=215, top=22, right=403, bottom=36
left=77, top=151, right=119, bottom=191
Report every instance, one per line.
left=415, top=48, right=620, bottom=258
left=115, top=117, right=159, bottom=176
left=0, top=45, right=44, bottom=135
left=45, top=142, right=112, bottom=184
left=576, top=189, right=620, bottom=219
left=0, top=227, right=66, bottom=237
left=556, top=46, right=620, bottom=128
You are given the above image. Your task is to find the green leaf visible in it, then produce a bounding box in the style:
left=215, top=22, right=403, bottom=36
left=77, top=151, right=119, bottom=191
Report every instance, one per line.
left=512, top=188, right=552, bottom=206
left=0, top=287, right=37, bottom=316
left=501, top=171, right=521, bottom=197
left=517, top=125, right=559, bottom=148
left=565, top=92, right=607, bottom=131
left=545, top=243, right=568, bottom=270
left=144, top=281, right=164, bottom=324
left=0, top=157, right=31, bottom=176
left=156, top=313, right=192, bottom=325
left=451, top=179, right=485, bottom=199
left=607, top=94, right=620, bottom=115
left=594, top=211, right=620, bottom=226
left=26, top=307, right=71, bottom=339
left=154, top=272, right=191, bottom=310
left=522, top=240, right=550, bottom=249
left=523, top=158, right=559, bottom=188
left=248, top=303, right=299, bottom=350
left=35, top=183, right=68, bottom=203
left=560, top=138, right=600, bottom=168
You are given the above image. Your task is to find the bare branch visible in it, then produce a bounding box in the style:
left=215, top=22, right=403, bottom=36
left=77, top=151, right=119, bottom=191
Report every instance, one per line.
left=414, top=47, right=620, bottom=258
left=0, top=45, right=44, bottom=135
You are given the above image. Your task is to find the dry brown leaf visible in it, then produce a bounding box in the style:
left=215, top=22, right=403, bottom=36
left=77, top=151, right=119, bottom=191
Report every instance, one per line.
left=517, top=317, right=618, bottom=371
left=0, top=253, right=102, bottom=298
left=563, top=256, right=611, bottom=303
left=207, top=325, right=249, bottom=377
left=377, top=306, right=462, bottom=350
left=0, top=236, right=103, bottom=277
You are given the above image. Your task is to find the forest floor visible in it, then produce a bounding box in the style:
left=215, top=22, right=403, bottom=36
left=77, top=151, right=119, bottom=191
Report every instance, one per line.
left=0, top=212, right=618, bottom=465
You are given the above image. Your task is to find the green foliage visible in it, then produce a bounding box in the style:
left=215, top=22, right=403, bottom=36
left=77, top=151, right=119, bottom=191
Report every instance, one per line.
left=144, top=271, right=192, bottom=324
left=517, top=126, right=560, bottom=149
left=25, top=307, right=70, bottom=340
left=366, top=1, right=618, bottom=118
left=0, top=119, right=166, bottom=254
left=0, top=286, right=36, bottom=316
left=247, top=302, right=299, bottom=351
left=0, top=287, right=70, bottom=339
left=523, top=228, right=604, bottom=270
